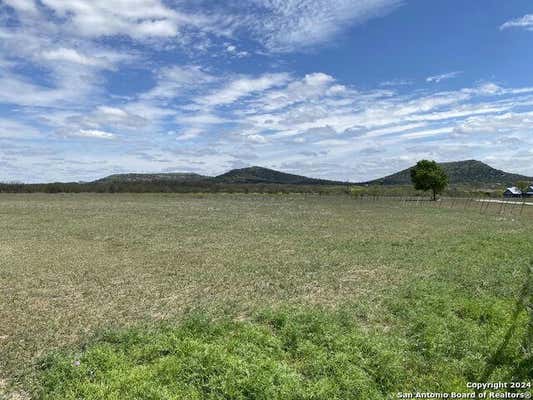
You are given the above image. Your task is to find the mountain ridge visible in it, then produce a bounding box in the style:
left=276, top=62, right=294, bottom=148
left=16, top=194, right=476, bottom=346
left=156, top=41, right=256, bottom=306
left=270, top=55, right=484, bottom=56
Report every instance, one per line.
left=93, top=160, right=532, bottom=187
left=94, top=166, right=346, bottom=186
left=365, top=160, right=532, bottom=186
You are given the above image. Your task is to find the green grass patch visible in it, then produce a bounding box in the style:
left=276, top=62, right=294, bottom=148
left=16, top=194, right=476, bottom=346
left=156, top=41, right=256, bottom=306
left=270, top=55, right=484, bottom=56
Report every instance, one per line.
left=1, top=194, right=532, bottom=397
left=34, top=298, right=531, bottom=399
left=34, top=310, right=404, bottom=400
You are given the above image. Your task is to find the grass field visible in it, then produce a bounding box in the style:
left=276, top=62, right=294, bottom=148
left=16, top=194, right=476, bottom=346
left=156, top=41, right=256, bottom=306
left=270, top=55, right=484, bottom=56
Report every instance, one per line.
left=0, top=193, right=531, bottom=399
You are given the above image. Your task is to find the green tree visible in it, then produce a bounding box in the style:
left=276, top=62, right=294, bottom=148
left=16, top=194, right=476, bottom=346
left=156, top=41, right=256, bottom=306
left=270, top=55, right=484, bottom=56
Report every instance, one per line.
left=516, top=181, right=530, bottom=194
left=410, top=160, right=449, bottom=201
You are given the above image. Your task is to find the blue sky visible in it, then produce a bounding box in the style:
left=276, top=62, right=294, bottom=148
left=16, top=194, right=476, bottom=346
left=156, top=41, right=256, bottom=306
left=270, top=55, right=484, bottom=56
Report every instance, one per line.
left=1, top=0, right=533, bottom=182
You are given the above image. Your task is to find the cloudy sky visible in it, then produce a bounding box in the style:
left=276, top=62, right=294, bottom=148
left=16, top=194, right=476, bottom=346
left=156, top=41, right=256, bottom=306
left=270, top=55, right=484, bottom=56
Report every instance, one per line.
left=1, top=0, right=533, bottom=182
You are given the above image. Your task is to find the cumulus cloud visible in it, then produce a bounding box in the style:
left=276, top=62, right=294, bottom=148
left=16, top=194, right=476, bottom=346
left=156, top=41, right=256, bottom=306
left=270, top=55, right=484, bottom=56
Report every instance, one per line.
left=2, top=1, right=533, bottom=182
left=3, top=0, right=404, bottom=53
left=246, top=134, right=268, bottom=144
left=36, top=0, right=184, bottom=39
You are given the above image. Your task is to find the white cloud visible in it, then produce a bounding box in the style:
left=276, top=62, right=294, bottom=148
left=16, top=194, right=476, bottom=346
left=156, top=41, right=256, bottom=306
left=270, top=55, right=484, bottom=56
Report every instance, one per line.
left=2, top=0, right=38, bottom=13
left=0, top=118, right=41, bottom=138
left=246, top=133, right=268, bottom=144
left=2, top=0, right=404, bottom=62
left=73, top=129, right=116, bottom=139
left=500, top=14, right=533, bottom=31
left=178, top=114, right=229, bottom=125
left=197, top=73, right=290, bottom=107
left=0, top=71, right=89, bottom=107
left=41, top=48, right=113, bottom=68
left=0, top=21, right=136, bottom=110
left=1, top=0, right=533, bottom=183
left=38, top=0, right=182, bottom=39
left=142, top=65, right=216, bottom=101
left=176, top=128, right=203, bottom=141
left=471, top=82, right=503, bottom=95
left=364, top=122, right=427, bottom=137
left=252, top=0, right=403, bottom=52
left=225, top=43, right=249, bottom=58
left=250, top=72, right=344, bottom=112
left=454, top=111, right=533, bottom=135
left=97, top=106, right=129, bottom=118
left=402, top=127, right=454, bottom=139
left=379, top=79, right=413, bottom=87
left=426, top=71, right=462, bottom=83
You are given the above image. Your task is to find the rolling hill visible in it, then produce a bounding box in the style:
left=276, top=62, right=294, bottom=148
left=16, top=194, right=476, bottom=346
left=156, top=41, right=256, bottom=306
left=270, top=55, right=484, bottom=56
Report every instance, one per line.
left=94, top=166, right=345, bottom=186
left=93, top=160, right=531, bottom=188
left=213, top=166, right=345, bottom=185
left=95, top=172, right=208, bottom=183
left=366, top=160, right=532, bottom=186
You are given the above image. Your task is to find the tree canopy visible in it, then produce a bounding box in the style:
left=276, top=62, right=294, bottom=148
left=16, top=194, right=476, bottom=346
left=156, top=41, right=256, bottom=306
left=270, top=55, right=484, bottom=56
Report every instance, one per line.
left=515, top=181, right=531, bottom=193
left=410, top=160, right=449, bottom=200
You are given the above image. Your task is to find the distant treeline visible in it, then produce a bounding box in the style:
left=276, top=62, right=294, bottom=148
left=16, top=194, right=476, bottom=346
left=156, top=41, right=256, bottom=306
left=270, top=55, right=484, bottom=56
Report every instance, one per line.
left=0, top=181, right=502, bottom=198
left=0, top=181, right=352, bottom=194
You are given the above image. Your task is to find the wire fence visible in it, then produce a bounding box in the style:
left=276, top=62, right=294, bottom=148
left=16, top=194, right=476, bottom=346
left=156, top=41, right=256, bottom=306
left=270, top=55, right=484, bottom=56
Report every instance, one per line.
left=351, top=194, right=533, bottom=218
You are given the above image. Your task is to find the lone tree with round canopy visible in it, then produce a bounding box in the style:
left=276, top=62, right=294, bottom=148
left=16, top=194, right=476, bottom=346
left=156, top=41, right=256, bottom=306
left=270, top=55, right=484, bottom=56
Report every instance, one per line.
left=410, top=160, right=449, bottom=201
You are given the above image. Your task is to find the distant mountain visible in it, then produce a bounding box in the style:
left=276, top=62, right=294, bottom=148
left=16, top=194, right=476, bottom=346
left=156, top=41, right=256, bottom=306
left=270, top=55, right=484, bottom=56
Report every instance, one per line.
left=95, top=172, right=208, bottom=183
left=366, top=160, right=532, bottom=186
left=213, top=166, right=345, bottom=185
left=94, top=166, right=345, bottom=186
left=93, top=161, right=531, bottom=188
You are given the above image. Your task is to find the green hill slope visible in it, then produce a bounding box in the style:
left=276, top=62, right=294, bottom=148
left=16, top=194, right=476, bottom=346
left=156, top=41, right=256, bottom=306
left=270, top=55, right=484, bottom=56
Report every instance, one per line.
left=367, top=160, right=532, bottom=186
left=94, top=167, right=344, bottom=186
left=213, top=166, right=344, bottom=185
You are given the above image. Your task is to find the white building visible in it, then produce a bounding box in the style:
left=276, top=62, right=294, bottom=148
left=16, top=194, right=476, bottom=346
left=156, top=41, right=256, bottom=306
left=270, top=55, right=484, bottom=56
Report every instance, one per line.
left=503, top=187, right=522, bottom=198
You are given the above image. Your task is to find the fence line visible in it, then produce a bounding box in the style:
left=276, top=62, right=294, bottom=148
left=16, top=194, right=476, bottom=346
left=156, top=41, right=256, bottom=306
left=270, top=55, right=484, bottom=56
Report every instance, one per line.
left=350, top=194, right=533, bottom=218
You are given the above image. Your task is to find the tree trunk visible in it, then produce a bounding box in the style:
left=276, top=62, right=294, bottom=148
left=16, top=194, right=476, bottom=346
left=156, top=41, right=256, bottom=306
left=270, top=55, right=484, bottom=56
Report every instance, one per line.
left=432, top=189, right=436, bottom=201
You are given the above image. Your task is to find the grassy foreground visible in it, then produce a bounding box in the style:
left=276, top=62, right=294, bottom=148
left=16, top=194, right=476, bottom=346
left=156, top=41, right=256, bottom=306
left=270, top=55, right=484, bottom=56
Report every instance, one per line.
left=0, top=193, right=531, bottom=398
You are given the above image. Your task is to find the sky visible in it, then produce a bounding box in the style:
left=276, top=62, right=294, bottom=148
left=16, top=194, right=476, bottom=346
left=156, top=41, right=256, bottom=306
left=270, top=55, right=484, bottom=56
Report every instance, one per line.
left=1, top=0, right=533, bottom=183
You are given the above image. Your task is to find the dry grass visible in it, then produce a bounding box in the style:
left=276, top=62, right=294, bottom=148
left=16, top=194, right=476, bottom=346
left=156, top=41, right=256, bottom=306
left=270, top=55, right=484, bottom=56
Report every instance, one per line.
left=0, top=193, right=531, bottom=394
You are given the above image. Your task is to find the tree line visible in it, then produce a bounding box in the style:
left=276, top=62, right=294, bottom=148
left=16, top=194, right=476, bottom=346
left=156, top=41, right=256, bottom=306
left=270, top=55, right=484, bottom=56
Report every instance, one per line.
left=0, top=181, right=350, bottom=194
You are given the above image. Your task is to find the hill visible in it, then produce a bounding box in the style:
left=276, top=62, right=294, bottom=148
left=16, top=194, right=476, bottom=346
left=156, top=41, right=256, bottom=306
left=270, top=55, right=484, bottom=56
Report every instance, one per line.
left=95, top=172, right=208, bottom=183
left=213, top=166, right=344, bottom=185
left=94, top=166, right=345, bottom=186
left=366, top=160, right=532, bottom=186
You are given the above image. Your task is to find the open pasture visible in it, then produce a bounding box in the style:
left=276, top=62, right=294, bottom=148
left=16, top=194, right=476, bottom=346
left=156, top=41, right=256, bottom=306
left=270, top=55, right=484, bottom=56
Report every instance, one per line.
left=0, top=193, right=531, bottom=398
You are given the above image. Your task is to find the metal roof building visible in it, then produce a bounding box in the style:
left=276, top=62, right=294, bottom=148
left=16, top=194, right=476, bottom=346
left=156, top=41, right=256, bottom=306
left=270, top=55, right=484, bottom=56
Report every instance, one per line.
left=503, top=186, right=522, bottom=198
